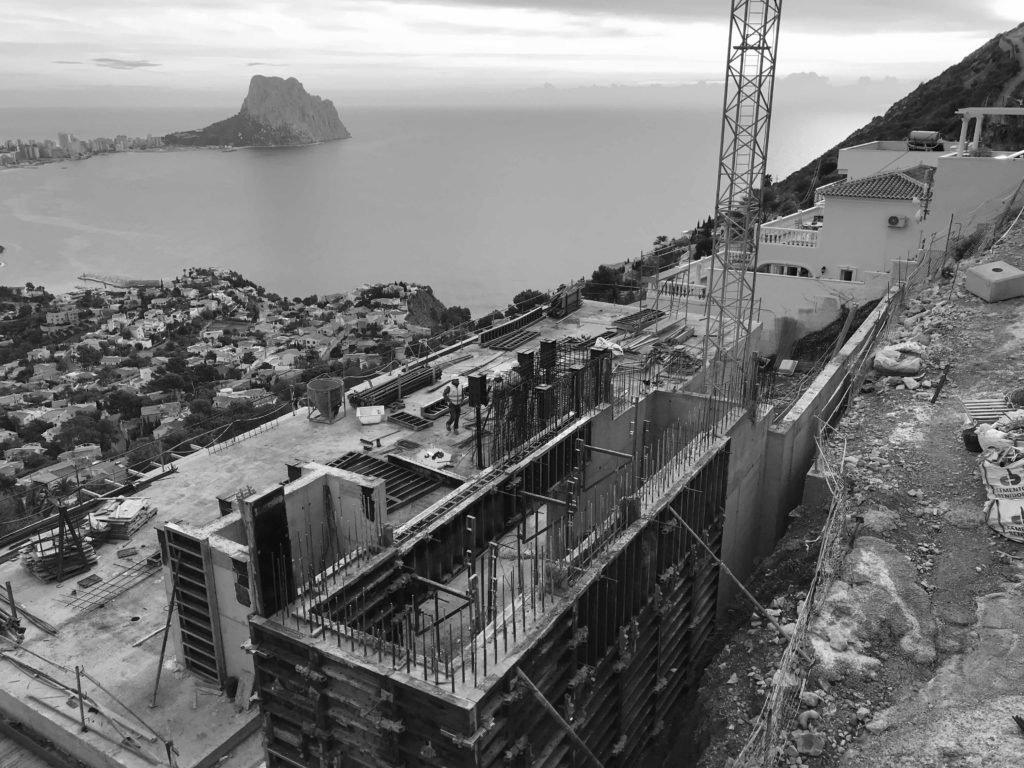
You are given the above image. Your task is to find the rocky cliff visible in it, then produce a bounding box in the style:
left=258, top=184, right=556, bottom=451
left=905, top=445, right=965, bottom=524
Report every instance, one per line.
left=163, top=75, right=350, bottom=147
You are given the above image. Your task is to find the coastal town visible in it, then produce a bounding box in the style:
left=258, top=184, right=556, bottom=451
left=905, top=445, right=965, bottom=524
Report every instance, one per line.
left=1, top=132, right=165, bottom=166
left=0, top=268, right=480, bottom=538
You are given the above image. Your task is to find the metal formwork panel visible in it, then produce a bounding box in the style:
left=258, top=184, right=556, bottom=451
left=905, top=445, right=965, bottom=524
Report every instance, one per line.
left=165, top=528, right=224, bottom=684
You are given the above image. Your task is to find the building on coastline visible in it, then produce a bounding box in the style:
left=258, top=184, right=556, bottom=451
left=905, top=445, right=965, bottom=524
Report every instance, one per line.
left=719, top=106, right=1024, bottom=352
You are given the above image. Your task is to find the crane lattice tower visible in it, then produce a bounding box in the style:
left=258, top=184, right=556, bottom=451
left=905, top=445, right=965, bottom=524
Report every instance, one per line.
left=702, top=0, right=783, bottom=392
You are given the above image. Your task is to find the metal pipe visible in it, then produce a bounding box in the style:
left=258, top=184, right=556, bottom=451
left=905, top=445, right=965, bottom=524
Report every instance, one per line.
left=515, top=669, right=605, bottom=768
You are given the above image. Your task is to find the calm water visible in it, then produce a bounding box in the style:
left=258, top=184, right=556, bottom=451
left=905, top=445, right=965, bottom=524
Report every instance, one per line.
left=1, top=105, right=865, bottom=314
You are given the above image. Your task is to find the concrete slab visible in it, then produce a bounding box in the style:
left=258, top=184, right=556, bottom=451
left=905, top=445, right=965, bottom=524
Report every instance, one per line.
left=0, top=298, right=711, bottom=768
left=964, top=260, right=1024, bottom=302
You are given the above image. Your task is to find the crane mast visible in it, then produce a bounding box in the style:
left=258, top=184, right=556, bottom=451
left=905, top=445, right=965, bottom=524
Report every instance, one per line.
left=702, top=0, right=783, bottom=393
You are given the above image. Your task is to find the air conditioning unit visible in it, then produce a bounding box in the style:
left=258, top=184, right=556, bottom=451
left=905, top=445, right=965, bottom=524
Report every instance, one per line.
left=887, top=215, right=908, bottom=228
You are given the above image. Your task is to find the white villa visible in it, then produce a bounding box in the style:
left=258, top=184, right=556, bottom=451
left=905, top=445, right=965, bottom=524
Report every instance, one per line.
left=726, top=106, right=1024, bottom=352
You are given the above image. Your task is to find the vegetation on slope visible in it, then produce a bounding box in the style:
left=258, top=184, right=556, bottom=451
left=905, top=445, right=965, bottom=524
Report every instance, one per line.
left=767, top=24, right=1024, bottom=217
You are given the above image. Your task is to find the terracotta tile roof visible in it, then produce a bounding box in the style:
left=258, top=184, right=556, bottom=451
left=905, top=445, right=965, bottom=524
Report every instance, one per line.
left=822, top=165, right=934, bottom=200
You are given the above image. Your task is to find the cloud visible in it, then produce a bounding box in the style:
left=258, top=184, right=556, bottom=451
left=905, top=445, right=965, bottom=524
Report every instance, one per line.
left=52, top=60, right=80, bottom=65
left=246, top=61, right=284, bottom=66
left=385, top=0, right=1011, bottom=34
left=92, top=57, right=159, bottom=69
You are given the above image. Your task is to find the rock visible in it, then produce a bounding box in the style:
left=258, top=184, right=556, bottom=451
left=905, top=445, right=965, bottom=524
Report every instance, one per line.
left=874, top=347, right=924, bottom=376
left=800, top=691, right=821, bottom=707
left=945, top=504, right=983, bottom=530
left=793, top=731, right=827, bottom=756
left=856, top=706, right=871, bottom=720
left=862, top=506, right=900, bottom=534
left=811, top=537, right=937, bottom=668
left=935, top=602, right=975, bottom=627
left=797, top=709, right=820, bottom=729
left=864, top=718, right=888, bottom=733
left=164, top=75, right=350, bottom=146
left=726, top=673, right=739, bottom=684
left=903, top=377, right=921, bottom=390
left=773, top=670, right=801, bottom=689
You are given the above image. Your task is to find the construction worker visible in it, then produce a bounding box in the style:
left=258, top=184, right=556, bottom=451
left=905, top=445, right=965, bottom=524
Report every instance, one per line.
left=443, top=377, right=464, bottom=433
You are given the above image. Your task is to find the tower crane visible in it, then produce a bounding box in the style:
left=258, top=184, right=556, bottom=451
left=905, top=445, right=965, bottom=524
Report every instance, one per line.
left=702, top=0, right=783, bottom=395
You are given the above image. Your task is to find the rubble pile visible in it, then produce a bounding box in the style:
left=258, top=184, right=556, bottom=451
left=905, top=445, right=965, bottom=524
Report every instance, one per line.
left=867, top=283, right=974, bottom=399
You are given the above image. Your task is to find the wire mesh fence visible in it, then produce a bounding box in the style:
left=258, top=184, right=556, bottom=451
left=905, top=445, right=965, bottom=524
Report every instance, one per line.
left=732, top=434, right=849, bottom=767
left=731, top=249, right=942, bottom=766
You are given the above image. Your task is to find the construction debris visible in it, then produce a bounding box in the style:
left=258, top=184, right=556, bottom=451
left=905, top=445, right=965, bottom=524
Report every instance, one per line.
left=92, top=498, right=157, bottom=540
left=0, top=603, right=24, bottom=643
left=21, top=518, right=97, bottom=583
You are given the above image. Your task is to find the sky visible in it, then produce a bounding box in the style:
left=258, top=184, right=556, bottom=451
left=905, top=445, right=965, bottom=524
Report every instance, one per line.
left=2, top=0, right=1021, bottom=107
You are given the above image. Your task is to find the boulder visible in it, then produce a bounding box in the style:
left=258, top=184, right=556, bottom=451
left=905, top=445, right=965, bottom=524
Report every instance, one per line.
left=793, top=730, right=826, bottom=756
left=810, top=537, right=936, bottom=670
left=873, top=344, right=924, bottom=376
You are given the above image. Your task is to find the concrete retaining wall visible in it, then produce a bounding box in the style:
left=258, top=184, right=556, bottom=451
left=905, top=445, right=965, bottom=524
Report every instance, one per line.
left=761, top=292, right=895, bottom=540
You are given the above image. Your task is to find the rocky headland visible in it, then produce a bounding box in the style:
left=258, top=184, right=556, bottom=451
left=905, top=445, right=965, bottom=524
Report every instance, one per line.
left=163, top=75, right=350, bottom=147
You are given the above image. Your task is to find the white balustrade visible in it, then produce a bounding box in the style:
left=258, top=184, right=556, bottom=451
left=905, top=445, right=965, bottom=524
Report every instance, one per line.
left=759, top=226, right=819, bottom=247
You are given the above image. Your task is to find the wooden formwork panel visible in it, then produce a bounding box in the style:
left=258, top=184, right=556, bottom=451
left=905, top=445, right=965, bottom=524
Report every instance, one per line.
left=253, top=621, right=403, bottom=768
left=477, top=618, right=576, bottom=768
left=393, top=684, right=476, bottom=768
left=572, top=652, right=620, bottom=754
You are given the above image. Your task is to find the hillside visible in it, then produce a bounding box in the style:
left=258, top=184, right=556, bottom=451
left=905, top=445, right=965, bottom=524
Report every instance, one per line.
left=768, top=22, right=1024, bottom=215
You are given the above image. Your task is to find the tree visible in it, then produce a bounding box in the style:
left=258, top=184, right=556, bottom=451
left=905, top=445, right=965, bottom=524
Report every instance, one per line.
left=189, top=397, right=213, bottom=417
left=509, top=289, right=547, bottom=315
left=241, top=351, right=256, bottom=365
left=21, top=419, right=53, bottom=445
left=106, top=390, right=143, bottom=419
left=148, top=371, right=187, bottom=392
left=694, top=236, right=714, bottom=259
left=56, top=412, right=117, bottom=452
left=77, top=345, right=102, bottom=367
left=440, top=306, right=471, bottom=329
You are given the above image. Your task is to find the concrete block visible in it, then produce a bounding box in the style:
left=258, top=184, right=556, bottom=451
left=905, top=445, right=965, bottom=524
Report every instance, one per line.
left=801, top=465, right=834, bottom=510
left=965, top=260, right=1024, bottom=303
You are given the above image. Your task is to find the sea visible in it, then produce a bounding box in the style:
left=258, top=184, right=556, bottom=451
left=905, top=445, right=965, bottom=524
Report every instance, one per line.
left=1, top=103, right=870, bottom=315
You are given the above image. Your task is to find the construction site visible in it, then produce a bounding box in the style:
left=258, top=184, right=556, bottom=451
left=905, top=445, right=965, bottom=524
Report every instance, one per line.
left=5, top=2, right=1024, bottom=768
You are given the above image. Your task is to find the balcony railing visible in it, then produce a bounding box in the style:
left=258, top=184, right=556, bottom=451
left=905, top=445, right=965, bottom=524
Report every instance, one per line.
left=759, top=226, right=819, bottom=248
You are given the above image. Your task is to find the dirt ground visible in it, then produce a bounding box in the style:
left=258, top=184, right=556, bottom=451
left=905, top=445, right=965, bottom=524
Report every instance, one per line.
left=693, top=225, right=1024, bottom=768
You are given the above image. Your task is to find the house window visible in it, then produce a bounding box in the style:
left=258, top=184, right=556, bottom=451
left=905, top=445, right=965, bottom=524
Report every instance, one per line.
left=839, top=268, right=855, bottom=282
left=757, top=263, right=811, bottom=278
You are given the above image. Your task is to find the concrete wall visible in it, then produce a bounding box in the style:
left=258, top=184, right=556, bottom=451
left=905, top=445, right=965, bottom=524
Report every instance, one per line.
left=0, top=688, right=125, bottom=768
left=719, top=408, right=772, bottom=611
left=818, top=196, right=924, bottom=275
left=837, top=143, right=945, bottom=180
left=208, top=545, right=254, bottom=683
left=753, top=272, right=888, bottom=353
left=761, top=293, right=893, bottom=540
left=284, top=466, right=387, bottom=582
left=926, top=155, right=1024, bottom=246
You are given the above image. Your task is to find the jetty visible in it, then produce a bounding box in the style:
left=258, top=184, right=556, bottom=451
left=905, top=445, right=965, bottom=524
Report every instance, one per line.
left=78, top=273, right=162, bottom=289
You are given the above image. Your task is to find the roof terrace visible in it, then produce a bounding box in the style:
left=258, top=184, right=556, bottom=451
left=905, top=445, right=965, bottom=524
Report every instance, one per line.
left=0, top=295, right=716, bottom=767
